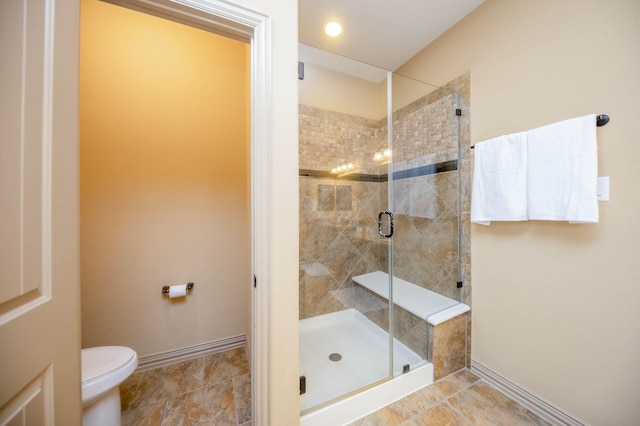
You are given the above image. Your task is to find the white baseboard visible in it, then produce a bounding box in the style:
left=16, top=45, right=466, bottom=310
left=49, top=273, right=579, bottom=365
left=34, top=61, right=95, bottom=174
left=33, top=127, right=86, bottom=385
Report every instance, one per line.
left=136, top=334, right=246, bottom=372
left=471, top=359, right=586, bottom=426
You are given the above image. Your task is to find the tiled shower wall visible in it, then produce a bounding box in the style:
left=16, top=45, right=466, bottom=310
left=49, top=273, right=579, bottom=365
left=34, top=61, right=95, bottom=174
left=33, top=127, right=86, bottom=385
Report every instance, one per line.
left=391, top=92, right=458, bottom=168
left=391, top=170, right=460, bottom=300
left=299, top=105, right=384, bottom=175
left=299, top=73, right=471, bottom=332
left=299, top=177, right=384, bottom=319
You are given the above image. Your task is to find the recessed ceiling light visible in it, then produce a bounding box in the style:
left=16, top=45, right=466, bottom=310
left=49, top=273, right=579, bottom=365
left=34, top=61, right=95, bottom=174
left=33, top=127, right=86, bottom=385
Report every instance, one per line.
left=324, top=22, right=342, bottom=37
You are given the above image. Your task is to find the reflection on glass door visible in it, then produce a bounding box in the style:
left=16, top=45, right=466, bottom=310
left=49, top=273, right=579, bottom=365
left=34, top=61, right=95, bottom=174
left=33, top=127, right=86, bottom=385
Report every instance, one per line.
left=298, top=46, right=393, bottom=412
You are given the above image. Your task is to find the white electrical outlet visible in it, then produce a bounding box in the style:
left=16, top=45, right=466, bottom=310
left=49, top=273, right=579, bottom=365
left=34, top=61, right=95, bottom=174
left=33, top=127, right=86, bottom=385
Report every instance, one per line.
left=597, top=176, right=610, bottom=202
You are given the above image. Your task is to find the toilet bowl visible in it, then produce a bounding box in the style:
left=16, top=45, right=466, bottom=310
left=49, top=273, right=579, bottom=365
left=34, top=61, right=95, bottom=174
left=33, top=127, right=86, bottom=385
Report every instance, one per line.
left=81, top=346, right=138, bottom=426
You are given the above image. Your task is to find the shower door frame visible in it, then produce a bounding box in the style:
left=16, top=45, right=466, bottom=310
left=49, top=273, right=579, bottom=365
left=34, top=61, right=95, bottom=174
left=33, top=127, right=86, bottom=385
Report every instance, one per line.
left=387, top=73, right=463, bottom=373
left=385, top=71, right=462, bottom=377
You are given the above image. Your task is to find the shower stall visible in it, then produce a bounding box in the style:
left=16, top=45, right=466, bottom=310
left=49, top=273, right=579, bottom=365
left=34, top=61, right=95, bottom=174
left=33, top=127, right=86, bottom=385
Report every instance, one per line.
left=298, top=45, right=469, bottom=420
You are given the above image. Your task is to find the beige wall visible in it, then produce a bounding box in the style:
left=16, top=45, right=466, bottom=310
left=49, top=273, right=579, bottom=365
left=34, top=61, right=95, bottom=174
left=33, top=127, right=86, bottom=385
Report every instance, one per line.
left=397, top=0, right=640, bottom=424
left=80, top=0, right=250, bottom=356
left=298, top=63, right=441, bottom=121
left=299, top=63, right=386, bottom=119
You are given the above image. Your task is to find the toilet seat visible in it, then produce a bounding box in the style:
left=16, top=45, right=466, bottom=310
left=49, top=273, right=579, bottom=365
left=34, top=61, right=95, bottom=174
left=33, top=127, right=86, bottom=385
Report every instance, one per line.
left=81, top=346, right=138, bottom=405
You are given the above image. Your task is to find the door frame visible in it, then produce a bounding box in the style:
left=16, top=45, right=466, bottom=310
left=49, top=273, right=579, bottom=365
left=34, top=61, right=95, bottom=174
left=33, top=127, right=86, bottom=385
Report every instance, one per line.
left=102, top=0, right=272, bottom=423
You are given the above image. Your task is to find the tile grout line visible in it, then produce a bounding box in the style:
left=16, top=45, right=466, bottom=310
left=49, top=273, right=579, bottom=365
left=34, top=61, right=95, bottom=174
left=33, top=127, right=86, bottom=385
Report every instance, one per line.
left=233, top=375, right=241, bottom=426
left=123, top=347, right=250, bottom=424
left=122, top=351, right=250, bottom=419
left=397, top=371, right=481, bottom=425
left=233, top=373, right=252, bottom=425
left=402, top=376, right=546, bottom=426
left=125, top=376, right=241, bottom=413
left=123, top=371, right=145, bottom=412
left=158, top=398, right=168, bottom=426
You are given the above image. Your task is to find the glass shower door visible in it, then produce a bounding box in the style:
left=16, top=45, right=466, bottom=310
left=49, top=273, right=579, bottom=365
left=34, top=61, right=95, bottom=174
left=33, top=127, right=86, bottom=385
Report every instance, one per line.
left=387, top=72, right=462, bottom=374
left=298, top=45, right=394, bottom=412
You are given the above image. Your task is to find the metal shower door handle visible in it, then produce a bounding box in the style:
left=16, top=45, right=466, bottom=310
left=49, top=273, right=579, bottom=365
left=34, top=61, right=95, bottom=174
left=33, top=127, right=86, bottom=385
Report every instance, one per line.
left=378, top=211, right=394, bottom=238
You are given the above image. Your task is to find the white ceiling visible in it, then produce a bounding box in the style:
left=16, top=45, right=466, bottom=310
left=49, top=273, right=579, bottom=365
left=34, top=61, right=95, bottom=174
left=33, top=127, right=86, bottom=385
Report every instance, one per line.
left=299, top=0, right=485, bottom=73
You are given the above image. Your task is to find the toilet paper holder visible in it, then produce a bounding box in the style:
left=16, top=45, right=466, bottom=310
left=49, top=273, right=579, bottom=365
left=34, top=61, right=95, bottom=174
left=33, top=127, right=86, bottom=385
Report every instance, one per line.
left=162, top=282, right=195, bottom=294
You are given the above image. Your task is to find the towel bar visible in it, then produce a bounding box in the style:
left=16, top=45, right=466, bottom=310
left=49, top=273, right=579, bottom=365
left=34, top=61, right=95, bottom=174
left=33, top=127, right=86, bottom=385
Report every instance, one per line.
left=470, top=114, right=609, bottom=148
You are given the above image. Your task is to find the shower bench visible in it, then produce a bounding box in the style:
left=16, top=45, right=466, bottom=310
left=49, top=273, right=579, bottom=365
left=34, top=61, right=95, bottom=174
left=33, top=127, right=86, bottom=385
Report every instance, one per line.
left=352, top=271, right=469, bottom=325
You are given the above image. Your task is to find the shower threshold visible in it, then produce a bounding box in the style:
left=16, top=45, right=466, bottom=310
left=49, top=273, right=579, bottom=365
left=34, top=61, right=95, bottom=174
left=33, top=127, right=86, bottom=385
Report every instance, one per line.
left=299, top=309, right=433, bottom=424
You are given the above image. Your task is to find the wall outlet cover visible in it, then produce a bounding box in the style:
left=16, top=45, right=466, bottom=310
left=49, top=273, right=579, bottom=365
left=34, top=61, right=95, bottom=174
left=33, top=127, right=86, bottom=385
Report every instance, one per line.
left=597, top=176, right=610, bottom=202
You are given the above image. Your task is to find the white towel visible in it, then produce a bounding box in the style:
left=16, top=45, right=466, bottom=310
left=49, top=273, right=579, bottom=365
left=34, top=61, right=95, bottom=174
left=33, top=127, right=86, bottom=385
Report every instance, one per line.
left=527, top=114, right=598, bottom=223
left=471, top=132, right=528, bottom=225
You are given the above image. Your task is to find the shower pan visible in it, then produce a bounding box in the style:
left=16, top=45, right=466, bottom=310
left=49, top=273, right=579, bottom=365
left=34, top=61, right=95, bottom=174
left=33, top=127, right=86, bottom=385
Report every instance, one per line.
left=298, top=44, right=466, bottom=421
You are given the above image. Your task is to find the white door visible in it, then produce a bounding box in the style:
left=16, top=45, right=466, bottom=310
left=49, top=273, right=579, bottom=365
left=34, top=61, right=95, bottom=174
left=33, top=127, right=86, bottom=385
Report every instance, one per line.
left=0, top=0, right=82, bottom=424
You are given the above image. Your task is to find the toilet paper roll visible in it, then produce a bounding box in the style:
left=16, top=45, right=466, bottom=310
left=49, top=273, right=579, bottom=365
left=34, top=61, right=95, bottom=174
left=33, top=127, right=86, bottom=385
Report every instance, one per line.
left=168, top=284, right=187, bottom=299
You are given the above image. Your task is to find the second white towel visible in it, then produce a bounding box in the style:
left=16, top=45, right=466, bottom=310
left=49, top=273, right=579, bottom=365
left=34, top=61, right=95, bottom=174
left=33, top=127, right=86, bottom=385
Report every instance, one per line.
left=527, top=114, right=598, bottom=223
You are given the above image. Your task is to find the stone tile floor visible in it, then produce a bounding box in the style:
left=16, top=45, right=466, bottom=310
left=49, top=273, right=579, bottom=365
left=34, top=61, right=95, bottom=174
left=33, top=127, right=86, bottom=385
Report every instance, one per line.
left=349, top=369, right=550, bottom=425
left=119, top=347, right=250, bottom=426
left=120, top=347, right=548, bottom=426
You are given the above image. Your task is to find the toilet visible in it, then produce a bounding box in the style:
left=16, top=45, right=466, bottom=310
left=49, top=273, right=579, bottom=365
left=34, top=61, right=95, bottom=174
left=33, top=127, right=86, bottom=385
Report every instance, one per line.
left=81, top=346, right=138, bottom=426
